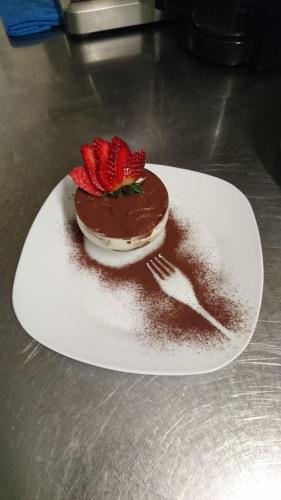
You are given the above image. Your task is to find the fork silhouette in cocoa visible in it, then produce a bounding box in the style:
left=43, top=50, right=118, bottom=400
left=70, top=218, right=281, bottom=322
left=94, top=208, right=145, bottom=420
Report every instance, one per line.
left=146, top=254, right=236, bottom=342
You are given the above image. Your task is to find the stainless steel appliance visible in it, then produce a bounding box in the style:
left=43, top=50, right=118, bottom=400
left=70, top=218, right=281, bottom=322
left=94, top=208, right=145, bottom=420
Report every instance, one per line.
left=157, top=0, right=281, bottom=70
left=59, top=0, right=176, bottom=36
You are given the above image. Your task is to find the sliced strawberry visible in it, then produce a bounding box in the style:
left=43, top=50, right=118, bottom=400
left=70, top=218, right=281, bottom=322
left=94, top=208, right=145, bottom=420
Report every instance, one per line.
left=69, top=166, right=102, bottom=197
left=106, top=136, right=131, bottom=190
left=95, top=136, right=130, bottom=191
left=93, top=137, right=111, bottom=190
left=122, top=150, right=146, bottom=185
left=112, top=136, right=131, bottom=172
left=70, top=136, right=146, bottom=195
left=80, top=144, right=105, bottom=192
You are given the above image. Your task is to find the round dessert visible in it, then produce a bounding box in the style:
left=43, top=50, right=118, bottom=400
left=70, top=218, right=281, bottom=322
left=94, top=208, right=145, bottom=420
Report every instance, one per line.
left=75, top=169, right=169, bottom=251
left=69, top=135, right=169, bottom=251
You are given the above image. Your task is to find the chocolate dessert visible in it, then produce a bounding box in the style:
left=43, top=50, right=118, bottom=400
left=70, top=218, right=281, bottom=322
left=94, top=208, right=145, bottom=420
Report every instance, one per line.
left=69, top=136, right=169, bottom=250
left=75, top=168, right=168, bottom=243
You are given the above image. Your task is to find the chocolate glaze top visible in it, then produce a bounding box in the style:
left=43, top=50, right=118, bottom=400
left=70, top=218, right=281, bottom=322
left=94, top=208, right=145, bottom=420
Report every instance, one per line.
left=74, top=169, right=169, bottom=239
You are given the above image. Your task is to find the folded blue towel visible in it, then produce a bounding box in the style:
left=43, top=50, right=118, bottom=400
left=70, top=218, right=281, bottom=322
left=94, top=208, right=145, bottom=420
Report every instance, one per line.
left=0, top=0, right=62, bottom=37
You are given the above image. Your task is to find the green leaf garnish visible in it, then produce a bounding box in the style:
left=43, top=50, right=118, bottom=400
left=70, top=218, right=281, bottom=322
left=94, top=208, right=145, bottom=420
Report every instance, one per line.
left=130, top=182, right=143, bottom=194
left=106, top=182, right=143, bottom=197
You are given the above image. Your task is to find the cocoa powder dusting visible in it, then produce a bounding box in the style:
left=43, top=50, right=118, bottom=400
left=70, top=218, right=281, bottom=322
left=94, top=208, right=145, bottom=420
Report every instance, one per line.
left=65, top=212, right=246, bottom=348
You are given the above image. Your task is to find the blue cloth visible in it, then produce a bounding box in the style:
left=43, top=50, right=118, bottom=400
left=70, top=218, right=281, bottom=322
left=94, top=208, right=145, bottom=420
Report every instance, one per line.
left=0, top=0, right=62, bottom=37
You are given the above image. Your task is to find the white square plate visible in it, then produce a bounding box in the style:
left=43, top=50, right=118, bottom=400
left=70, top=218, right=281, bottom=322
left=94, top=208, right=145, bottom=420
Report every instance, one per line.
left=13, top=164, right=263, bottom=375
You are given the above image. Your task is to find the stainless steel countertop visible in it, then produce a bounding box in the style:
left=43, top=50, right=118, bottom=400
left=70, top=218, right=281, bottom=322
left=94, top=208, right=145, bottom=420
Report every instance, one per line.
left=1, top=20, right=281, bottom=500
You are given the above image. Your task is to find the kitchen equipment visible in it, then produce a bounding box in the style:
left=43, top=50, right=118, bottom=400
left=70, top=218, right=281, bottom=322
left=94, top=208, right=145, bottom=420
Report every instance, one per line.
left=156, top=0, right=281, bottom=70
left=59, top=0, right=176, bottom=36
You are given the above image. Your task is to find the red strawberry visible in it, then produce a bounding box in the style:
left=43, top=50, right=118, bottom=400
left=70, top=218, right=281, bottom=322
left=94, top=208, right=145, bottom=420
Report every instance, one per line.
left=69, top=136, right=146, bottom=196
left=93, top=137, right=111, bottom=190
left=69, top=166, right=102, bottom=197
left=123, top=150, right=146, bottom=185
left=94, top=136, right=129, bottom=191
left=80, top=144, right=105, bottom=192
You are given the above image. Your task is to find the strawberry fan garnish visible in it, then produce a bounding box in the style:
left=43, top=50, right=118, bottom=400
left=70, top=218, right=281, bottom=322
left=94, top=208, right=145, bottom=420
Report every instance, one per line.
left=69, top=136, right=146, bottom=197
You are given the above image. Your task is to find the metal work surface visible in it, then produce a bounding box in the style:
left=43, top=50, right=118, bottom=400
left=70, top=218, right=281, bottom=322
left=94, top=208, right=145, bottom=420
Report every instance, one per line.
left=1, top=20, right=281, bottom=500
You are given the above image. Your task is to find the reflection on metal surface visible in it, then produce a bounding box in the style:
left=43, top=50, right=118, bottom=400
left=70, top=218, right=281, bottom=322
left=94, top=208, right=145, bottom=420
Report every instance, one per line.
left=63, top=29, right=158, bottom=63
left=87, top=75, right=103, bottom=107
left=210, top=78, right=233, bottom=159
left=231, top=479, right=281, bottom=500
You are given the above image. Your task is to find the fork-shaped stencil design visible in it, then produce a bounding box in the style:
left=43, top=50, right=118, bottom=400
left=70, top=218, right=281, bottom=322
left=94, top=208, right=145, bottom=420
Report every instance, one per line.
left=146, top=254, right=237, bottom=342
